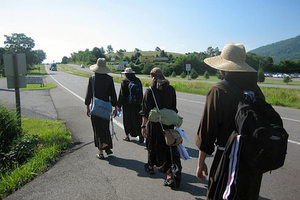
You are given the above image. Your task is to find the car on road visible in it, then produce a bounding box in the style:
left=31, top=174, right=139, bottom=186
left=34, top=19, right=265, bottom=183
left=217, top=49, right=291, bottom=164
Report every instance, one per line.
left=81, top=64, right=85, bottom=68
left=50, top=63, right=57, bottom=71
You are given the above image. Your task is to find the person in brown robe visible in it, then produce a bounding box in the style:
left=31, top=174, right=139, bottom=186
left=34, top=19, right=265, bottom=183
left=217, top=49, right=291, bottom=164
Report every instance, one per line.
left=117, top=67, right=144, bottom=143
left=195, top=44, right=265, bottom=200
left=140, top=67, right=182, bottom=189
left=85, top=58, right=117, bottom=159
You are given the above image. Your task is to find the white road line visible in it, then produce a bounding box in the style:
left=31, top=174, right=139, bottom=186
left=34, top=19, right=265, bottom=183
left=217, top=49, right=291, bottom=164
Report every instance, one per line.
left=48, top=72, right=300, bottom=146
left=177, top=97, right=205, bottom=105
left=48, top=73, right=124, bottom=130
left=281, top=117, right=300, bottom=123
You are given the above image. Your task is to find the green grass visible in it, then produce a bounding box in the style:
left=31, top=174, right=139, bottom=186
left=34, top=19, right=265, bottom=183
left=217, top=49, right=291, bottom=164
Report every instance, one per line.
left=0, top=118, right=72, bottom=199
left=58, top=64, right=92, bottom=77
left=21, top=83, right=56, bottom=90
left=27, top=64, right=47, bottom=76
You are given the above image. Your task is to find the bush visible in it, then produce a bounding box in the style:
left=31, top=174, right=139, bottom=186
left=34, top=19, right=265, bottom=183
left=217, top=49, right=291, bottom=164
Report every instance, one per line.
left=0, top=103, right=22, bottom=154
left=283, top=76, right=292, bottom=84
left=1, top=134, right=39, bottom=171
left=171, top=71, right=176, bottom=77
left=257, top=67, right=265, bottom=82
left=203, top=71, right=210, bottom=79
left=180, top=72, right=186, bottom=78
left=190, top=68, right=199, bottom=79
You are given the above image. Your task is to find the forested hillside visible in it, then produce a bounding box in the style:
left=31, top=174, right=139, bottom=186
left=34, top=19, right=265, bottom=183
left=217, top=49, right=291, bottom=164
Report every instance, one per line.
left=250, top=35, right=300, bottom=63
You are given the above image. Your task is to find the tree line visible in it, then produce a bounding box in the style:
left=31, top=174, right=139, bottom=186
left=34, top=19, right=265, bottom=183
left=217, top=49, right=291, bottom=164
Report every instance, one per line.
left=0, top=33, right=46, bottom=75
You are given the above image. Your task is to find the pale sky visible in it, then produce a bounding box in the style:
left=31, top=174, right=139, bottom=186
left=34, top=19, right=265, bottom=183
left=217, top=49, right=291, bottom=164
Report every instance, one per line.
left=1, top=0, right=300, bottom=63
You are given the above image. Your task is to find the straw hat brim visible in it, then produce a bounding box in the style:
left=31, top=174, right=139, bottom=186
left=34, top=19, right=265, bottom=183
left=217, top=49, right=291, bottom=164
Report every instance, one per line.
left=204, top=56, right=257, bottom=72
left=121, top=71, right=135, bottom=74
left=90, top=64, right=111, bottom=74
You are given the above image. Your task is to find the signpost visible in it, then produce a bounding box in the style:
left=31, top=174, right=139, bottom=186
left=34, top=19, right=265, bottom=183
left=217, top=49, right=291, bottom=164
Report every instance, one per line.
left=186, top=64, right=191, bottom=80
left=4, top=53, right=27, bottom=126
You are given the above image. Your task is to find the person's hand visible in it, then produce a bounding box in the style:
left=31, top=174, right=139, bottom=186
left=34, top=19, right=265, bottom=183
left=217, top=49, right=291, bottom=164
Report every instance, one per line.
left=196, top=162, right=208, bottom=182
left=112, top=107, right=118, bottom=118
left=86, top=106, right=91, bottom=117
left=141, top=127, right=147, bottom=138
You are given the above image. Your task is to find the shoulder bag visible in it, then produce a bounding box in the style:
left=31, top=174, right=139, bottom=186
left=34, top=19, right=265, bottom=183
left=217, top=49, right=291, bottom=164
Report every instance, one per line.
left=90, top=76, right=112, bottom=120
left=149, top=87, right=182, bottom=146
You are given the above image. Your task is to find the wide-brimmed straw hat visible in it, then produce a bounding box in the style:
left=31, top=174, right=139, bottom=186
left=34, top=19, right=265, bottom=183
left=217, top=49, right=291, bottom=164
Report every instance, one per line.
left=121, top=67, right=135, bottom=74
left=90, top=58, right=111, bottom=74
left=204, top=43, right=256, bottom=72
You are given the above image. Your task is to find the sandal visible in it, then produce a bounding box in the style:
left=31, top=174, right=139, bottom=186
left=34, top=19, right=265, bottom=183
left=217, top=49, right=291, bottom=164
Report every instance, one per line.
left=96, top=153, right=105, bottom=160
left=123, top=136, right=130, bottom=142
left=105, top=149, right=113, bottom=155
left=144, top=163, right=155, bottom=175
left=163, top=178, right=176, bottom=188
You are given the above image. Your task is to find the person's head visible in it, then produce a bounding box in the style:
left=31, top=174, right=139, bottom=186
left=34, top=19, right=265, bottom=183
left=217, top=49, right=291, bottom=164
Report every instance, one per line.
left=150, top=67, right=165, bottom=80
left=204, top=43, right=256, bottom=73
left=150, top=67, right=169, bottom=90
left=90, top=58, right=111, bottom=74
left=121, top=67, right=136, bottom=79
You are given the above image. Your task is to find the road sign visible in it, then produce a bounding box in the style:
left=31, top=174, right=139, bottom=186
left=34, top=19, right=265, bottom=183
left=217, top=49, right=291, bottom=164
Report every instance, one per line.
left=7, top=76, right=26, bottom=88
left=186, top=64, right=191, bottom=72
left=26, top=76, right=44, bottom=87
left=4, top=53, right=27, bottom=76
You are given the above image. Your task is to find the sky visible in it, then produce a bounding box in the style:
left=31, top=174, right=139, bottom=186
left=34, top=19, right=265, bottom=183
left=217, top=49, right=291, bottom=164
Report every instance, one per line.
left=1, top=0, right=300, bottom=63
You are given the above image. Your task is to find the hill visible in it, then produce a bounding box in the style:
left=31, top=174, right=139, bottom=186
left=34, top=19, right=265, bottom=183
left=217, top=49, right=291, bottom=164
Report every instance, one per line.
left=250, top=35, right=300, bottom=63
left=107, top=51, right=183, bottom=58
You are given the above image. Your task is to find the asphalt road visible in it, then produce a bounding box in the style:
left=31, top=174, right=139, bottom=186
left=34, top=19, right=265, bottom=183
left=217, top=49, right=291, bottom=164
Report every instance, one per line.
left=1, top=65, right=299, bottom=200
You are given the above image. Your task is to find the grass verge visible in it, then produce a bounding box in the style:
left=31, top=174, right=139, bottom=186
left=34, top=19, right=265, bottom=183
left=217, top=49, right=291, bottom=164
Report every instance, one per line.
left=58, top=64, right=300, bottom=109
left=0, top=118, right=72, bottom=199
left=21, top=83, right=56, bottom=90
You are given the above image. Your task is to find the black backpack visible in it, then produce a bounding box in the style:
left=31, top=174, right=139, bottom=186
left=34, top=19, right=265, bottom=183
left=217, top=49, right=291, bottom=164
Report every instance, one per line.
left=224, top=80, right=289, bottom=173
left=128, top=78, right=143, bottom=105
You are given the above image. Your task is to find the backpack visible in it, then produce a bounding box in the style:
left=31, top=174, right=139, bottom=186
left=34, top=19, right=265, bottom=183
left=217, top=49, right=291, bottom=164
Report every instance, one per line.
left=128, top=78, right=143, bottom=105
left=224, top=80, right=289, bottom=173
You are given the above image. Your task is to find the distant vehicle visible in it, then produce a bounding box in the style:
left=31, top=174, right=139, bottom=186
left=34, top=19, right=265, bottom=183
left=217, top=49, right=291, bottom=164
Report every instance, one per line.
left=50, top=63, right=57, bottom=71
left=81, top=64, right=85, bottom=68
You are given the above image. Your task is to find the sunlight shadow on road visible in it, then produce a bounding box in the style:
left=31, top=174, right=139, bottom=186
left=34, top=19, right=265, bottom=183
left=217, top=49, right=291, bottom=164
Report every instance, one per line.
left=107, top=156, right=207, bottom=198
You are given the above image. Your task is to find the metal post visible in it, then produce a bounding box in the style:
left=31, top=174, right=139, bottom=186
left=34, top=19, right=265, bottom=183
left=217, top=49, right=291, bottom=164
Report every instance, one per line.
left=13, top=54, right=21, bottom=127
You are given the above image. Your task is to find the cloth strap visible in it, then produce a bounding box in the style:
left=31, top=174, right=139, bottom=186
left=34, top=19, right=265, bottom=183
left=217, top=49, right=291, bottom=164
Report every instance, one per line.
left=149, top=87, right=165, bottom=132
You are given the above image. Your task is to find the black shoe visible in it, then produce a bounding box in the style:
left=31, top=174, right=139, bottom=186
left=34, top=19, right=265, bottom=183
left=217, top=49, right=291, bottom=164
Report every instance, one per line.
left=144, top=164, right=155, bottom=175
left=139, top=136, right=144, bottom=143
left=123, top=136, right=130, bottom=142
left=105, top=149, right=113, bottom=155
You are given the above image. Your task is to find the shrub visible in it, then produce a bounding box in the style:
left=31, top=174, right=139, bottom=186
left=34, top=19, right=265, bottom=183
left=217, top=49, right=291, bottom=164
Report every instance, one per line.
left=180, top=72, right=186, bottom=78
left=190, top=68, right=199, bottom=79
left=0, top=103, right=22, bottom=154
left=171, top=71, right=176, bottom=77
left=216, top=70, right=223, bottom=80
left=257, top=67, right=265, bottom=82
left=283, top=76, right=292, bottom=84
left=203, top=71, right=210, bottom=79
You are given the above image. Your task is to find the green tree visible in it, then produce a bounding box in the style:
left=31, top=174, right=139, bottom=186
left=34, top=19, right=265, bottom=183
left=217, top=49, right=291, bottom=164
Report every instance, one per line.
left=92, top=47, right=105, bottom=59
left=4, top=33, right=35, bottom=53
left=216, top=70, right=223, bottom=80
left=171, top=71, right=176, bottom=77
left=257, top=67, right=265, bottom=82
left=180, top=71, right=186, bottom=78
left=134, top=48, right=141, bottom=52
left=106, top=45, right=114, bottom=54
left=155, top=47, right=161, bottom=51
left=203, top=70, right=210, bottom=79
left=190, top=68, right=198, bottom=79
left=61, top=56, right=68, bottom=64
left=283, top=75, right=292, bottom=84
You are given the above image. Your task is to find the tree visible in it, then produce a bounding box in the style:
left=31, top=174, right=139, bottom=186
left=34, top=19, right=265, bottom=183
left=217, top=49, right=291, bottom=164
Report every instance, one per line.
left=106, top=45, right=114, bottom=54
left=32, top=50, right=46, bottom=64
left=155, top=47, right=161, bottom=51
left=61, top=56, right=68, bottom=64
left=171, top=71, right=176, bottom=77
left=134, top=48, right=141, bottom=52
left=283, top=75, right=292, bottom=84
left=160, top=50, right=167, bottom=57
left=4, top=33, right=35, bottom=53
left=205, top=47, right=221, bottom=57
left=180, top=71, right=186, bottom=78
left=203, top=70, right=210, bottom=79
left=92, top=47, right=105, bottom=59
left=190, top=68, right=198, bottom=79
left=257, top=67, right=265, bottom=82
left=116, top=50, right=124, bottom=60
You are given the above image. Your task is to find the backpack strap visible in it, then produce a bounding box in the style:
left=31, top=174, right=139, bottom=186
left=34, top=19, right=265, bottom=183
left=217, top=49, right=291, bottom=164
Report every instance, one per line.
left=149, top=87, right=165, bottom=132
left=91, top=75, right=95, bottom=98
